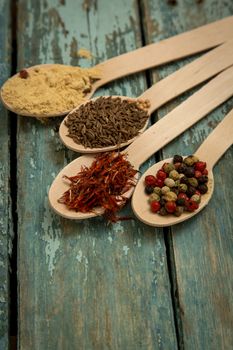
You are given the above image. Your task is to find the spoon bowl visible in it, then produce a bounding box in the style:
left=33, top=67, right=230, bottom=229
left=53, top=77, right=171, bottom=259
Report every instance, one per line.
left=49, top=67, right=233, bottom=220
left=131, top=158, right=214, bottom=227
left=1, top=16, right=233, bottom=117
left=59, top=96, right=149, bottom=153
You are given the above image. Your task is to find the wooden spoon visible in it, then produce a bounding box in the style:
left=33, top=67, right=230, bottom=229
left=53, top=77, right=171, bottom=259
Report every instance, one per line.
left=132, top=108, right=233, bottom=227
left=48, top=66, right=233, bottom=220
left=1, top=16, right=233, bottom=118
left=59, top=40, right=233, bottom=153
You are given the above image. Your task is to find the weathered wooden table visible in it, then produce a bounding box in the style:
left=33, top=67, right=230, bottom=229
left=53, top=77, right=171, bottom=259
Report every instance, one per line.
left=1, top=1, right=233, bottom=349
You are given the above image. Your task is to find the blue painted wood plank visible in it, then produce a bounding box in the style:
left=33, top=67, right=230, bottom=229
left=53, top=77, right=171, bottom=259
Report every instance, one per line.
left=143, top=0, right=233, bottom=348
left=17, top=1, right=177, bottom=349
left=0, top=0, right=11, bottom=349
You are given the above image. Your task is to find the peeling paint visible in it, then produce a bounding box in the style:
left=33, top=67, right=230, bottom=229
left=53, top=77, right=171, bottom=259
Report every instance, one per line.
left=30, top=158, right=36, bottom=169
left=108, top=235, right=113, bottom=244
left=41, top=198, right=61, bottom=276
left=123, top=245, right=129, bottom=256
left=76, top=250, right=83, bottom=262
left=112, top=221, right=124, bottom=234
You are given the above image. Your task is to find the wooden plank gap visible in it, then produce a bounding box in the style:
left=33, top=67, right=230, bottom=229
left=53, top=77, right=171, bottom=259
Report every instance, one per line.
left=164, top=229, right=185, bottom=350
left=9, top=0, right=19, bottom=348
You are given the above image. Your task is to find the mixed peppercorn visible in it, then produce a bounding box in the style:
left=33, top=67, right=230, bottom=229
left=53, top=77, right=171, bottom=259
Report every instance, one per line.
left=144, top=154, right=208, bottom=217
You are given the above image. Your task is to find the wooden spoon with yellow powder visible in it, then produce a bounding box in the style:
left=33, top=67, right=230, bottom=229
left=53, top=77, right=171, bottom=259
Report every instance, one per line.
left=1, top=16, right=233, bottom=118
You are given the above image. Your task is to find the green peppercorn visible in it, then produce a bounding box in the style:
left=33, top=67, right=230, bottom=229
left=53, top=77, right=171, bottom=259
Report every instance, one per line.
left=191, top=155, right=199, bottom=163
left=186, top=186, right=196, bottom=197
left=191, top=194, right=201, bottom=204
left=153, top=187, right=161, bottom=195
left=174, top=206, right=184, bottom=217
left=173, top=155, right=183, bottom=163
left=164, top=178, right=176, bottom=188
left=185, top=167, right=195, bottom=178
left=176, top=198, right=186, bottom=206
left=163, top=191, right=177, bottom=202
left=148, top=193, right=160, bottom=203
left=163, top=163, right=175, bottom=173
left=159, top=207, right=168, bottom=216
left=198, top=184, right=208, bottom=194
left=161, top=186, right=170, bottom=195
left=184, top=156, right=195, bottom=166
left=179, top=183, right=188, bottom=193
left=188, top=177, right=198, bottom=187
left=169, top=169, right=180, bottom=180
left=198, top=175, right=208, bottom=184
left=175, top=180, right=180, bottom=187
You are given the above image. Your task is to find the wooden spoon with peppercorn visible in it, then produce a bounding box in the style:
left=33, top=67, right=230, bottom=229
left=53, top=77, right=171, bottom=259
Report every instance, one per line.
left=132, top=108, right=233, bottom=227
left=49, top=66, right=233, bottom=220
left=59, top=40, right=233, bottom=153
left=1, top=16, right=233, bottom=118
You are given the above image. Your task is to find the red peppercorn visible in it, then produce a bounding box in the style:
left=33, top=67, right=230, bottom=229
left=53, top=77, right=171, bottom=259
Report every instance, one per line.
left=194, top=170, right=202, bottom=178
left=145, top=175, right=157, bottom=187
left=165, top=201, right=177, bottom=213
left=150, top=201, right=161, bottom=213
left=155, top=178, right=164, bottom=188
left=194, top=161, right=206, bottom=172
left=156, top=170, right=167, bottom=180
left=19, top=69, right=29, bottom=79
left=203, top=168, right=208, bottom=175
left=186, top=200, right=199, bottom=212
left=177, top=193, right=189, bottom=201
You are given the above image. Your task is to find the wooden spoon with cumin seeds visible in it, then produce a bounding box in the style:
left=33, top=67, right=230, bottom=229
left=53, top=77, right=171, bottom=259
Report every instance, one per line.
left=59, top=40, right=233, bottom=153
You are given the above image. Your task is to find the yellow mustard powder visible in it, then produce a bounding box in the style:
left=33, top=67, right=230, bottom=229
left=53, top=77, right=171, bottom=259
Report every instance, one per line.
left=1, top=64, right=101, bottom=116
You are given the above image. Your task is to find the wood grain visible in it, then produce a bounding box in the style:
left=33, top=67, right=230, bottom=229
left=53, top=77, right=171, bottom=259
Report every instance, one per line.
left=143, top=0, right=233, bottom=348
left=17, top=1, right=177, bottom=349
left=0, top=0, right=11, bottom=349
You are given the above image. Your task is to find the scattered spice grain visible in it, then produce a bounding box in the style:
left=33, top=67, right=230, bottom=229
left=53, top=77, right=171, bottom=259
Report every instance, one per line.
left=1, top=64, right=101, bottom=116
left=58, top=152, right=138, bottom=222
left=65, top=96, right=150, bottom=148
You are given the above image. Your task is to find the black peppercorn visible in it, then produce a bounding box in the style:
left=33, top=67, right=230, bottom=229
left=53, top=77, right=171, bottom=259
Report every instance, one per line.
left=186, top=186, right=196, bottom=197
left=159, top=198, right=166, bottom=207
left=198, top=184, right=208, bottom=194
left=173, top=155, right=183, bottom=163
left=177, top=163, right=188, bottom=174
left=185, top=166, right=195, bottom=178
left=145, top=185, right=154, bottom=195
left=180, top=176, right=189, bottom=184
left=198, top=175, right=208, bottom=184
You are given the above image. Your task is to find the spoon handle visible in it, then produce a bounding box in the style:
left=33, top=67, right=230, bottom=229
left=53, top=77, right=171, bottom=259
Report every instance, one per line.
left=195, top=109, right=233, bottom=170
left=126, top=66, right=233, bottom=168
left=95, top=16, right=233, bottom=85
left=139, top=40, right=233, bottom=113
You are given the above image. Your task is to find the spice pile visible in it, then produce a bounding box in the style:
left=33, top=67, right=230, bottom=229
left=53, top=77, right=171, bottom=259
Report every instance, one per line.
left=1, top=64, right=101, bottom=116
left=58, top=152, right=137, bottom=222
left=64, top=96, right=150, bottom=148
left=144, top=155, right=208, bottom=216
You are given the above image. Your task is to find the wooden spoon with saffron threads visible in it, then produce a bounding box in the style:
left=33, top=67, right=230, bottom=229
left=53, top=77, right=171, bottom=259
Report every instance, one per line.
left=49, top=66, right=233, bottom=220
left=132, top=108, right=233, bottom=227
left=1, top=16, right=233, bottom=117
left=59, top=40, right=233, bottom=153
